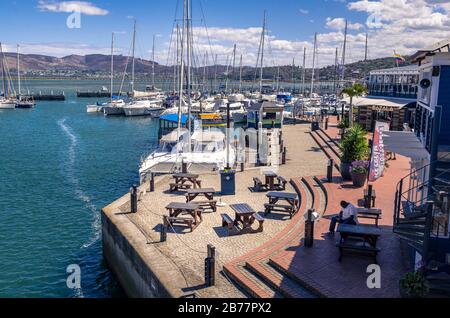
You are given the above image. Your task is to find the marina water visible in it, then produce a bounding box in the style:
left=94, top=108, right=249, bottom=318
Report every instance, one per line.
left=0, top=81, right=160, bottom=297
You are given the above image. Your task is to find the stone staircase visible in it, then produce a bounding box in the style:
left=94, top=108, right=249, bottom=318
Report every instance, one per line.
left=310, top=128, right=342, bottom=172
left=223, top=176, right=328, bottom=298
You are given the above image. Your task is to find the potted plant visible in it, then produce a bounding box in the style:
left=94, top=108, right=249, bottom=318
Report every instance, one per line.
left=340, top=125, right=370, bottom=180
left=399, top=270, right=429, bottom=298
left=350, top=160, right=369, bottom=187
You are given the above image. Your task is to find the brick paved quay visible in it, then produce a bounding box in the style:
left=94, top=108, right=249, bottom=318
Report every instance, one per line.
left=102, top=122, right=328, bottom=298
left=102, top=117, right=412, bottom=298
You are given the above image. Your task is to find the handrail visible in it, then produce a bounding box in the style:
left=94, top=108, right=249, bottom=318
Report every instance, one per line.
left=396, top=152, right=450, bottom=194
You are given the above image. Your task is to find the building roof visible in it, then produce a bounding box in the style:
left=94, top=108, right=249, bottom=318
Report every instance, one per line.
left=410, top=39, right=450, bottom=63
left=370, top=65, right=419, bottom=75
left=382, top=131, right=429, bottom=159
left=341, top=96, right=416, bottom=109
left=160, top=114, right=189, bottom=125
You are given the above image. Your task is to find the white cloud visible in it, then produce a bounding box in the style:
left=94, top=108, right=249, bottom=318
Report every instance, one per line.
left=299, top=9, right=309, bottom=14
left=326, top=17, right=363, bottom=30
left=37, top=1, right=109, bottom=16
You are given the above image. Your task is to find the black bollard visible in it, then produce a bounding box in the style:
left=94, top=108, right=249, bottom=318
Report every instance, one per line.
left=130, top=185, right=138, bottom=213
left=205, top=244, right=216, bottom=287
left=282, top=147, right=287, bottom=165
left=240, top=162, right=245, bottom=172
left=304, top=209, right=315, bottom=248
left=150, top=173, right=155, bottom=192
left=325, top=117, right=329, bottom=130
left=327, top=159, right=334, bottom=183
left=182, top=160, right=188, bottom=173
left=366, top=184, right=373, bottom=208
left=161, top=216, right=168, bottom=242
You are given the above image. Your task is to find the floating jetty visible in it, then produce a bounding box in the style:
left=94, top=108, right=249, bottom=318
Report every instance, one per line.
left=26, top=92, right=66, bottom=101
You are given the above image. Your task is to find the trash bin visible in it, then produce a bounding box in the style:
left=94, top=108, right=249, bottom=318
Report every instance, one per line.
left=220, top=170, right=236, bottom=195
left=311, top=121, right=319, bottom=131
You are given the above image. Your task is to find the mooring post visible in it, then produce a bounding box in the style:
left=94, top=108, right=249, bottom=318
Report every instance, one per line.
left=282, top=147, right=287, bottom=165
left=305, top=209, right=315, bottom=248
left=240, top=162, right=245, bottom=172
left=367, top=184, right=373, bottom=208
left=205, top=244, right=216, bottom=287
left=130, top=185, right=138, bottom=213
left=325, top=117, right=329, bottom=130
left=161, top=216, right=168, bottom=242
left=327, top=159, right=334, bottom=183
left=150, top=173, right=155, bottom=192
left=182, top=160, right=187, bottom=173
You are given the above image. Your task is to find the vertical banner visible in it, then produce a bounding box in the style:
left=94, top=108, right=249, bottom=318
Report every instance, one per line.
left=369, top=121, right=390, bottom=182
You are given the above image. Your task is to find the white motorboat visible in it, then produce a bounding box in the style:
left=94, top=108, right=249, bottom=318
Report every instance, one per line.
left=123, top=99, right=165, bottom=117
left=0, top=99, right=16, bottom=109
left=139, top=130, right=236, bottom=177
left=103, top=99, right=126, bottom=116
left=218, top=102, right=247, bottom=123
left=87, top=102, right=108, bottom=113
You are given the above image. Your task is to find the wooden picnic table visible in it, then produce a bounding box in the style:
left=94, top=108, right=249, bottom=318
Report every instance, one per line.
left=185, top=188, right=217, bottom=212
left=170, top=173, right=202, bottom=192
left=224, top=203, right=264, bottom=235
left=165, top=202, right=203, bottom=232
left=264, top=192, right=299, bottom=218
left=356, top=208, right=382, bottom=227
left=263, top=171, right=278, bottom=191
left=337, top=224, right=382, bottom=263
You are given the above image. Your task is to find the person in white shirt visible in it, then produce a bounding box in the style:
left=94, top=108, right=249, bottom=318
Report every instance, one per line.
left=328, top=201, right=358, bottom=234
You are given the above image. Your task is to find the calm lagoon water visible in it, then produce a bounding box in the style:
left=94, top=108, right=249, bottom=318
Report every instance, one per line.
left=0, top=80, right=160, bottom=297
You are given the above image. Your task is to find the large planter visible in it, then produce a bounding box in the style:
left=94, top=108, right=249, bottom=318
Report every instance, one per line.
left=351, top=172, right=367, bottom=188
left=340, top=162, right=352, bottom=180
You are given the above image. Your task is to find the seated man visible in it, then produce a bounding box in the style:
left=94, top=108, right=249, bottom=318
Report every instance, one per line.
left=328, top=201, right=358, bottom=234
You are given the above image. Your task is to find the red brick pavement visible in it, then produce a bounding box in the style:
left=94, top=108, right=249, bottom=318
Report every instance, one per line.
left=270, top=155, right=412, bottom=298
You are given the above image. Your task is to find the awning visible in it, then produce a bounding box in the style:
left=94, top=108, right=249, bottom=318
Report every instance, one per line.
left=381, top=131, right=429, bottom=159
left=341, top=96, right=414, bottom=110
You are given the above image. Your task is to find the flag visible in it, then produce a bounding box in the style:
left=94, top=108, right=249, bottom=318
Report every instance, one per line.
left=394, top=51, right=405, bottom=63
left=368, top=121, right=390, bottom=182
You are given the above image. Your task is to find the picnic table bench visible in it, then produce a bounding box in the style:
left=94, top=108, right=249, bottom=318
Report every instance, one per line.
left=356, top=208, right=382, bottom=227
left=364, top=189, right=377, bottom=208
left=185, top=188, right=217, bottom=212
left=170, top=173, right=202, bottom=192
left=337, top=224, right=382, bottom=263
left=221, top=204, right=264, bottom=236
left=264, top=192, right=299, bottom=219
left=263, top=171, right=278, bottom=191
left=165, top=202, right=203, bottom=232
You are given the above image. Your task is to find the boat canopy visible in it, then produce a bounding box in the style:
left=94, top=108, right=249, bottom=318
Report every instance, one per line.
left=160, top=113, right=189, bottom=125
left=191, top=131, right=225, bottom=142
left=160, top=128, right=189, bottom=143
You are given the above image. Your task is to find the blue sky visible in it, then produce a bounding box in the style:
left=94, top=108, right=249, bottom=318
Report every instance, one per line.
left=1, top=1, right=448, bottom=66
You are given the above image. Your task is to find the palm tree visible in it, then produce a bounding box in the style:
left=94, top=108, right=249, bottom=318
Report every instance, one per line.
left=340, top=83, right=368, bottom=127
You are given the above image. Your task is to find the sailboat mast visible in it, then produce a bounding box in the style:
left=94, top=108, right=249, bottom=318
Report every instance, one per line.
left=110, top=33, right=114, bottom=102
left=231, top=44, right=236, bottom=93
left=186, top=0, right=192, bottom=151
left=131, top=20, right=136, bottom=93
left=239, top=54, right=243, bottom=93
left=276, top=66, right=280, bottom=93
left=310, top=33, right=317, bottom=98
left=365, top=32, right=368, bottom=61
left=340, top=20, right=348, bottom=86
left=291, top=58, right=295, bottom=93
left=17, top=44, right=21, bottom=97
left=214, top=54, right=218, bottom=93
left=334, top=47, right=339, bottom=95
left=178, top=0, right=187, bottom=135
left=152, top=34, right=156, bottom=88
left=302, top=47, right=306, bottom=96
left=1, top=43, right=6, bottom=98
left=259, top=10, right=266, bottom=94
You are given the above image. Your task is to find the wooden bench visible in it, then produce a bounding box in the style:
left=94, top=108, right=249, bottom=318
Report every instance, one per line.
left=253, top=177, right=264, bottom=192
left=170, top=183, right=192, bottom=192
left=264, top=203, right=295, bottom=214
left=265, top=192, right=299, bottom=219
left=221, top=213, right=236, bottom=235
left=168, top=217, right=195, bottom=232
left=336, top=239, right=381, bottom=264
left=193, top=200, right=218, bottom=212
left=253, top=213, right=265, bottom=233
left=357, top=208, right=382, bottom=227
left=276, top=176, right=288, bottom=191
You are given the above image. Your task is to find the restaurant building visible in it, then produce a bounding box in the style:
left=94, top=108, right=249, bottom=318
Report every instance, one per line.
left=345, top=65, right=419, bottom=131
left=386, top=40, right=450, bottom=283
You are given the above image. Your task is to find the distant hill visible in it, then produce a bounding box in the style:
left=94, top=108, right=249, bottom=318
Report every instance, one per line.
left=1, top=52, right=410, bottom=81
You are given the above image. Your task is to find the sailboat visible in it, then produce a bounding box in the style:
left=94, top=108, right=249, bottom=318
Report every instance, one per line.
left=102, top=32, right=126, bottom=116
left=0, top=43, right=17, bottom=109
left=139, top=0, right=236, bottom=178
left=15, top=45, right=35, bottom=108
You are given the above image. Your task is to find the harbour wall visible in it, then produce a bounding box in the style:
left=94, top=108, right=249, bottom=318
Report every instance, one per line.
left=101, top=189, right=185, bottom=298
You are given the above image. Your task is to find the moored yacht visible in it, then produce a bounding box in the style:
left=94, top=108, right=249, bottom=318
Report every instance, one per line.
left=123, top=99, right=165, bottom=117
